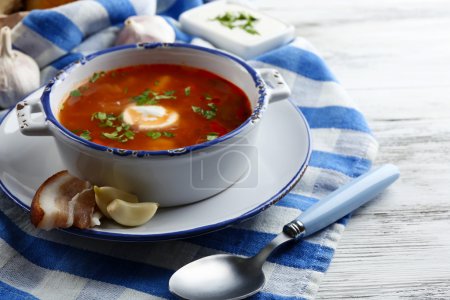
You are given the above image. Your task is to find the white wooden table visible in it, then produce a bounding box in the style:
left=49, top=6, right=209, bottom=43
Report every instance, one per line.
left=257, top=0, right=450, bottom=298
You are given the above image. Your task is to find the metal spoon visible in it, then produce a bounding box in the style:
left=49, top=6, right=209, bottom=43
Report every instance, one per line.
left=169, top=164, right=400, bottom=300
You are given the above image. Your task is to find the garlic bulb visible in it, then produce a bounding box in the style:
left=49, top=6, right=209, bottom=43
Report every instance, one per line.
left=0, top=26, right=40, bottom=108
left=115, top=15, right=176, bottom=46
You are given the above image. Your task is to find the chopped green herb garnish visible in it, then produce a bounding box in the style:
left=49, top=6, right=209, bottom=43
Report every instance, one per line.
left=90, top=73, right=100, bottom=83
left=206, top=132, right=219, bottom=141
left=124, top=87, right=128, bottom=94
left=90, top=71, right=105, bottom=83
left=111, top=72, right=117, bottom=78
left=163, top=131, right=175, bottom=137
left=80, top=85, right=89, bottom=92
left=147, top=131, right=162, bottom=139
left=70, top=89, right=82, bottom=97
left=91, top=112, right=108, bottom=121
left=102, top=129, right=135, bottom=143
left=132, top=88, right=176, bottom=105
left=124, top=131, right=135, bottom=139
left=191, top=106, right=202, bottom=114
left=191, top=103, right=218, bottom=120
left=154, top=80, right=159, bottom=86
left=184, top=86, right=191, bottom=96
left=133, top=89, right=155, bottom=105
left=102, top=131, right=118, bottom=139
left=146, top=131, right=175, bottom=139
left=204, top=93, right=212, bottom=100
left=79, top=130, right=92, bottom=140
left=211, top=11, right=260, bottom=35
left=92, top=112, right=135, bottom=143
left=203, top=110, right=216, bottom=120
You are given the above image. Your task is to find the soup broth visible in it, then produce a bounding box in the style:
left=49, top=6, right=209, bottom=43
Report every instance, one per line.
left=58, top=64, right=252, bottom=151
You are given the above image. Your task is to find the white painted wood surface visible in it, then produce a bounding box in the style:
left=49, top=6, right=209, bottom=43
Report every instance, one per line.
left=255, top=0, right=450, bottom=298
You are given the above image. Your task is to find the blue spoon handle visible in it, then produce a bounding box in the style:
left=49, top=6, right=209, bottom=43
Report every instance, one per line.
left=284, top=164, right=400, bottom=238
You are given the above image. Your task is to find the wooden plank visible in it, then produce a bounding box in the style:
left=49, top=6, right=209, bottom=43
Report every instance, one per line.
left=255, top=0, right=450, bottom=298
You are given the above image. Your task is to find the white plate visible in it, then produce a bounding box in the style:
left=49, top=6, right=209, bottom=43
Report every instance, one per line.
left=0, top=88, right=311, bottom=241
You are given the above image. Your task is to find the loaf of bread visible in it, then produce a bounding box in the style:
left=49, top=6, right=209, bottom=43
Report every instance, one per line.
left=25, top=0, right=76, bottom=10
left=0, top=0, right=22, bottom=14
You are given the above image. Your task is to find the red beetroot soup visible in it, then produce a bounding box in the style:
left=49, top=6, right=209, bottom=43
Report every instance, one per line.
left=58, top=64, right=252, bottom=151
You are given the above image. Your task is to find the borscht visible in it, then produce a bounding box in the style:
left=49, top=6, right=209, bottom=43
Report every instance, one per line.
left=58, top=64, right=252, bottom=151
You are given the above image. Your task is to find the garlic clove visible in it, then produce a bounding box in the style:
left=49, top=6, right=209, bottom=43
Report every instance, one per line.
left=0, top=26, right=40, bottom=108
left=107, top=199, right=159, bottom=227
left=94, top=186, right=138, bottom=219
left=115, top=15, right=175, bottom=46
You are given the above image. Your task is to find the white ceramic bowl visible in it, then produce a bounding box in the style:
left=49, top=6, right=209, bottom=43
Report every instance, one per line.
left=16, top=43, right=290, bottom=207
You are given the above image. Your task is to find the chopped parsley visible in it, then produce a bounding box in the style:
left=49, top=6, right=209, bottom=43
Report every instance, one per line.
left=185, top=86, right=191, bottom=96
left=206, top=132, right=219, bottom=141
left=132, top=88, right=177, bottom=105
left=91, top=111, right=116, bottom=127
left=211, top=11, right=260, bottom=35
left=90, top=71, right=105, bottom=83
left=147, top=131, right=175, bottom=139
left=79, top=130, right=92, bottom=140
left=102, top=131, right=118, bottom=139
left=91, top=112, right=135, bottom=143
left=70, top=89, right=82, bottom=97
left=154, top=80, right=159, bottom=86
left=163, top=131, right=175, bottom=137
left=192, top=103, right=218, bottom=120
left=146, top=131, right=161, bottom=140
left=203, top=93, right=212, bottom=101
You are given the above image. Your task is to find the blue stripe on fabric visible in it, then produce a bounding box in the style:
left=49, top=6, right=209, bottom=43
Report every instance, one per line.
left=96, top=0, right=136, bottom=25
left=277, top=193, right=319, bottom=211
left=51, top=52, right=84, bottom=70
left=300, top=106, right=371, bottom=133
left=251, top=292, right=307, bottom=300
left=162, top=16, right=193, bottom=42
left=159, top=0, right=203, bottom=19
left=0, top=211, right=175, bottom=299
left=310, top=150, right=372, bottom=178
left=23, top=11, right=84, bottom=51
left=0, top=281, right=38, bottom=300
left=190, top=228, right=334, bottom=272
left=277, top=193, right=347, bottom=226
left=256, top=46, right=336, bottom=82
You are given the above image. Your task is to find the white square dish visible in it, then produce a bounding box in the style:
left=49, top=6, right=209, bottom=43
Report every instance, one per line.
left=179, top=1, right=295, bottom=59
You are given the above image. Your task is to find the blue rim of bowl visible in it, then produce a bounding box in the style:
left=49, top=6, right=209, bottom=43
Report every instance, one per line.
left=0, top=96, right=311, bottom=242
left=41, top=43, right=268, bottom=157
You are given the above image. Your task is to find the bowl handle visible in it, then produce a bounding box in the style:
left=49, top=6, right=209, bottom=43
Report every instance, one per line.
left=257, top=68, right=291, bottom=102
left=16, top=97, right=51, bottom=136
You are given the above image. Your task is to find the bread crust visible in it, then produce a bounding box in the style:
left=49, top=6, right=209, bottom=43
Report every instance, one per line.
left=30, top=170, right=69, bottom=227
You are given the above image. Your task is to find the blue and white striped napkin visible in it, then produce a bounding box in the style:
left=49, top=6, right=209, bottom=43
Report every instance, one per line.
left=0, top=1, right=378, bottom=299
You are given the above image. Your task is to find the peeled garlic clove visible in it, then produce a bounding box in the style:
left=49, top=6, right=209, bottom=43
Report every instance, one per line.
left=115, top=15, right=175, bottom=46
left=94, top=186, right=138, bottom=219
left=107, top=199, right=158, bottom=227
left=0, top=26, right=40, bottom=108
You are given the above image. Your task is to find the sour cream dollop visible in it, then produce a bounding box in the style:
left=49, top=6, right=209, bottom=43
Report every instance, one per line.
left=122, top=105, right=179, bottom=130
